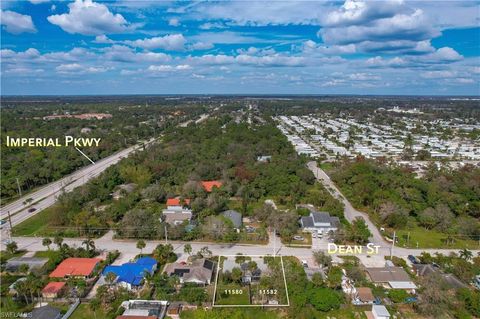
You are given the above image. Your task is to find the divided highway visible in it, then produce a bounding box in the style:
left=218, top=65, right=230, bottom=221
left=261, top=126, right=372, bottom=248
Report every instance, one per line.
left=0, top=139, right=156, bottom=229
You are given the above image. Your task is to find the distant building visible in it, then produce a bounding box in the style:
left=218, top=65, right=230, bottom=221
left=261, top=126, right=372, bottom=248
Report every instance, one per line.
left=164, top=259, right=215, bottom=285
left=221, top=210, right=242, bottom=229
left=112, top=183, right=137, bottom=200
left=102, top=257, right=157, bottom=290
left=42, top=281, right=66, bottom=299
left=299, top=210, right=339, bottom=233
left=201, top=180, right=223, bottom=192
left=49, top=257, right=101, bottom=279
left=257, top=155, right=272, bottom=162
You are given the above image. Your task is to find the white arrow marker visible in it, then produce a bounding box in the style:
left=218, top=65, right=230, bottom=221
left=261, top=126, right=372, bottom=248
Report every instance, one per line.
left=75, top=147, right=95, bottom=164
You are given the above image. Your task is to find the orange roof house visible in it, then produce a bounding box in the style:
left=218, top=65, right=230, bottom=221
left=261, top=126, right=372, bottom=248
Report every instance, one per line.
left=201, top=180, right=223, bottom=192
left=49, top=258, right=101, bottom=278
left=166, top=198, right=191, bottom=206
left=42, top=282, right=66, bottom=298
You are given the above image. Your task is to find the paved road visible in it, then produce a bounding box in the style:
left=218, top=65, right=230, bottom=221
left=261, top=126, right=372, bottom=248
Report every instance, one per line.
left=0, top=139, right=156, bottom=229
left=306, top=161, right=387, bottom=246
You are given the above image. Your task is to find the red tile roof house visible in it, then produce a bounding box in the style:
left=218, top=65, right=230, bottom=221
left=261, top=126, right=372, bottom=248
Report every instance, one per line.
left=42, top=281, right=66, bottom=299
left=166, top=197, right=191, bottom=208
left=201, top=181, right=223, bottom=192
left=49, top=257, right=102, bottom=279
left=163, top=197, right=193, bottom=226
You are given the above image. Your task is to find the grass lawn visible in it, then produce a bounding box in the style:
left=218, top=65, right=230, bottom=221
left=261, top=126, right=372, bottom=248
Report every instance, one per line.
left=215, top=284, right=250, bottom=305
left=12, top=208, right=53, bottom=236
left=281, top=232, right=312, bottom=247
left=69, top=303, right=109, bottom=319
left=396, top=226, right=479, bottom=249
left=34, top=250, right=62, bottom=260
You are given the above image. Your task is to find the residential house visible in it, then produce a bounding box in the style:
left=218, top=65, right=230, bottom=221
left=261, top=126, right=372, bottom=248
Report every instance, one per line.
left=8, top=277, right=26, bottom=295
left=221, top=210, right=242, bottom=230
left=355, top=287, right=375, bottom=305
left=41, top=281, right=66, bottom=299
left=5, top=257, right=48, bottom=272
left=366, top=305, right=390, bottom=319
left=49, top=257, right=101, bottom=279
left=102, top=257, right=157, bottom=290
left=162, top=197, right=193, bottom=225
left=164, top=259, right=215, bottom=285
left=117, top=300, right=168, bottom=319
left=201, top=180, right=222, bottom=192
left=366, top=267, right=417, bottom=293
left=413, top=264, right=467, bottom=289
left=299, top=210, right=340, bottom=234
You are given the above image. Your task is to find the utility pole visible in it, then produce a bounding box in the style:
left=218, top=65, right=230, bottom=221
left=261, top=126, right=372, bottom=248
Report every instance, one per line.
left=16, top=178, right=22, bottom=197
left=6, top=211, right=13, bottom=240
left=273, top=228, right=276, bottom=257
left=390, top=231, right=396, bottom=260
left=164, top=225, right=168, bottom=244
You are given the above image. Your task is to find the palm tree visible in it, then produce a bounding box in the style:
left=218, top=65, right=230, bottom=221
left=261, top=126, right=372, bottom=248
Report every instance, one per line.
left=136, top=240, right=146, bottom=255
left=42, top=238, right=52, bottom=251
left=459, top=248, right=473, bottom=261
left=6, top=241, right=18, bottom=255
left=54, top=236, right=63, bottom=249
left=82, top=238, right=95, bottom=254
left=183, top=244, right=192, bottom=256
left=18, top=264, right=29, bottom=274
left=143, top=271, right=153, bottom=288
left=105, top=272, right=117, bottom=287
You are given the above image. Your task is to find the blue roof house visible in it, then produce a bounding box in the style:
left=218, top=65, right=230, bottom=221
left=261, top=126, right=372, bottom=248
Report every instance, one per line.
left=102, top=257, right=157, bottom=290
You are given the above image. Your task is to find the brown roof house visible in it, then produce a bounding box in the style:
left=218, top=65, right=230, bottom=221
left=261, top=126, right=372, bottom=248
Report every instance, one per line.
left=354, top=287, right=375, bottom=305
left=164, top=259, right=215, bottom=285
left=366, top=267, right=417, bottom=293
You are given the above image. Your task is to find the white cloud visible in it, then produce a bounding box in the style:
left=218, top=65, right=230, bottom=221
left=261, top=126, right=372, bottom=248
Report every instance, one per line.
left=168, top=18, right=180, bottom=26
left=125, top=34, right=186, bottom=51
left=47, top=0, right=131, bottom=35
left=29, top=0, right=50, bottom=4
left=190, top=53, right=306, bottom=67
left=365, top=56, right=407, bottom=68
left=94, top=35, right=115, bottom=44
left=189, top=42, right=214, bottom=50
left=0, top=10, right=36, bottom=34
left=319, top=1, right=440, bottom=56
left=56, top=63, right=107, bottom=74
left=421, top=70, right=457, bottom=79
left=421, top=47, right=463, bottom=63
left=103, top=45, right=171, bottom=63
left=198, top=22, right=227, bottom=30
left=147, top=64, right=191, bottom=72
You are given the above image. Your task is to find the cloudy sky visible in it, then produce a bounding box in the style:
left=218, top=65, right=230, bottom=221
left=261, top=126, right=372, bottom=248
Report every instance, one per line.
left=1, top=0, right=479, bottom=95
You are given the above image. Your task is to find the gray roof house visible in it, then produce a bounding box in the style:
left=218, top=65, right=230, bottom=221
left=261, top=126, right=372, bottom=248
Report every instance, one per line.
left=413, top=264, right=467, bottom=289
left=221, top=210, right=242, bottom=229
left=164, top=258, right=215, bottom=285
left=300, top=211, right=340, bottom=233
left=5, top=257, right=49, bottom=272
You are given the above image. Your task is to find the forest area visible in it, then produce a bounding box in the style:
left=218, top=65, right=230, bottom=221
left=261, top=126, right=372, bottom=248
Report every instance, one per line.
left=0, top=98, right=207, bottom=202
left=327, top=158, right=480, bottom=246
left=16, top=116, right=343, bottom=242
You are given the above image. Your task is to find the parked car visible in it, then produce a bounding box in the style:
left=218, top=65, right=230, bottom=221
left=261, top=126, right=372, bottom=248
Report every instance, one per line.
left=301, top=260, right=308, bottom=268
left=408, top=255, right=419, bottom=264
left=28, top=207, right=37, bottom=213
left=293, top=235, right=304, bottom=241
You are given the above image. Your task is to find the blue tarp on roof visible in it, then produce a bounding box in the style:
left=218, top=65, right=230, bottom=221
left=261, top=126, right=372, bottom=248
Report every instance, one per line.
left=102, top=257, right=157, bottom=286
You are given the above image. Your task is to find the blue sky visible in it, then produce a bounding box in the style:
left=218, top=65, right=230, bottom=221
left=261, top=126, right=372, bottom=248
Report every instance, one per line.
left=1, top=0, right=479, bottom=95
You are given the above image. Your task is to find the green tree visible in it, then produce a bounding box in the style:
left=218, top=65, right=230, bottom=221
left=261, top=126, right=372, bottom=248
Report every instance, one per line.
left=349, top=217, right=371, bottom=245
left=6, top=241, right=17, bottom=255
left=231, top=267, right=243, bottom=283
left=308, top=287, right=342, bottom=312
left=183, top=243, right=192, bottom=256
left=313, top=251, right=332, bottom=268
left=136, top=239, right=146, bottom=255
left=42, top=237, right=52, bottom=250
left=459, top=249, right=473, bottom=261
left=54, top=236, right=63, bottom=249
